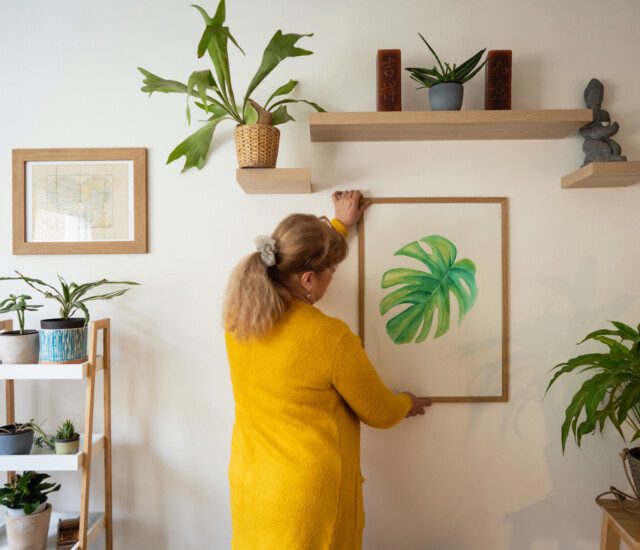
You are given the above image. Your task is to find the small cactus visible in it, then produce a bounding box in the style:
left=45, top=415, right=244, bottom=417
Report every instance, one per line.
left=56, top=420, right=79, bottom=441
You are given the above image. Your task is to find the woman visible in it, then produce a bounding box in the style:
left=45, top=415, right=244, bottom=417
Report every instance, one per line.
left=224, top=190, right=432, bottom=550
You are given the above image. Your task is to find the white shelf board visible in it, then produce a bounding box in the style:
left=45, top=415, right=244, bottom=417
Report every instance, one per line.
left=0, top=511, right=104, bottom=549
left=0, top=434, right=104, bottom=472
left=0, top=356, right=103, bottom=379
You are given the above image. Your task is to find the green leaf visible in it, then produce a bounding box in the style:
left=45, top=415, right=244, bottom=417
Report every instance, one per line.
left=418, top=33, right=446, bottom=76
left=268, top=98, right=325, bottom=113
left=167, top=116, right=227, bottom=171
left=458, top=58, right=487, bottom=84
left=610, top=321, right=639, bottom=341
left=138, top=68, right=188, bottom=95
left=379, top=235, right=477, bottom=344
left=243, top=31, right=313, bottom=107
left=616, top=383, right=640, bottom=424
left=243, top=102, right=259, bottom=124
left=265, top=79, right=298, bottom=109
left=186, top=70, right=216, bottom=124
left=453, top=49, right=486, bottom=81
left=270, top=104, right=295, bottom=126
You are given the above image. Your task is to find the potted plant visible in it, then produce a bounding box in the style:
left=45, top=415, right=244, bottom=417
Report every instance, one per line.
left=405, top=34, right=486, bottom=111
left=138, top=0, right=325, bottom=171
left=0, top=272, right=138, bottom=364
left=0, top=471, right=60, bottom=549
left=53, top=420, right=80, bottom=455
left=0, top=294, right=43, bottom=364
left=0, top=421, right=49, bottom=456
left=546, top=321, right=640, bottom=491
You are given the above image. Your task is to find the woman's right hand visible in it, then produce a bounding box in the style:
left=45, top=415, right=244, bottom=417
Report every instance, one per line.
left=403, top=392, right=433, bottom=417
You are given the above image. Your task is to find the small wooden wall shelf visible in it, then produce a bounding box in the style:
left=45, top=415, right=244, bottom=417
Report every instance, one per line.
left=309, top=109, right=592, bottom=142
left=236, top=168, right=311, bottom=194
left=561, top=161, right=640, bottom=188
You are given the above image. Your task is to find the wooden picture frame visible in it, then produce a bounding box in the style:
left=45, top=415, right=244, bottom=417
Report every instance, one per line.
left=358, top=197, right=509, bottom=403
left=12, top=148, right=148, bottom=254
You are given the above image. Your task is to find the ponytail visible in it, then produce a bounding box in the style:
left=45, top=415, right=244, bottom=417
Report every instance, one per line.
left=223, top=214, right=348, bottom=341
left=223, top=252, right=290, bottom=342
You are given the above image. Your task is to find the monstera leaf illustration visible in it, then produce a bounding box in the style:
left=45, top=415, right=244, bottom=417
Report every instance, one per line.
left=380, top=235, right=477, bottom=344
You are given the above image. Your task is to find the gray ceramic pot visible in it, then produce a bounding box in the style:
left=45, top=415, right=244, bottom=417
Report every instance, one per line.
left=428, top=82, right=464, bottom=111
left=0, top=426, right=34, bottom=455
left=0, top=331, right=39, bottom=365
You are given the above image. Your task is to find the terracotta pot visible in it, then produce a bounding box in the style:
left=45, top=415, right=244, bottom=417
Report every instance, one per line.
left=5, top=503, right=52, bottom=549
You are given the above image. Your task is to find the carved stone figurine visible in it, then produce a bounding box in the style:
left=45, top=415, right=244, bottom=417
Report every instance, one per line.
left=579, top=78, right=626, bottom=166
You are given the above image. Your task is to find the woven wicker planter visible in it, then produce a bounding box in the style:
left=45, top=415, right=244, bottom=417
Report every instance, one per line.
left=235, top=124, right=280, bottom=168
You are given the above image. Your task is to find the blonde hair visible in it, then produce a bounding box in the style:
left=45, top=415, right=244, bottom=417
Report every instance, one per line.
left=223, top=214, right=348, bottom=341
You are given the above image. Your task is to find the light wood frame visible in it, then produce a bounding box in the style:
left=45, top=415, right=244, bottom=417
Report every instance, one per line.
left=12, top=148, right=147, bottom=254
left=357, top=197, right=510, bottom=403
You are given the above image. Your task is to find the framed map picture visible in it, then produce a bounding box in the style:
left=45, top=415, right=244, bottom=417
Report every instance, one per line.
left=358, top=197, right=509, bottom=402
left=12, top=148, right=147, bottom=254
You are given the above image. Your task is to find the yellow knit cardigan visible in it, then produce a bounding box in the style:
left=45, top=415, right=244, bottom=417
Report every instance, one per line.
left=226, top=301, right=412, bottom=550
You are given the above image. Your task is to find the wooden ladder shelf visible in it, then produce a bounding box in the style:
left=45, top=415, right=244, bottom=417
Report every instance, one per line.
left=0, top=318, right=113, bottom=550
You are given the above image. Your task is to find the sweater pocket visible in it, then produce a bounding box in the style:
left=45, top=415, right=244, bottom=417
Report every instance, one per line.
left=355, top=473, right=365, bottom=531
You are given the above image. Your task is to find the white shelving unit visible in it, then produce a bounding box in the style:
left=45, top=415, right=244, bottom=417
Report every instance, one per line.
left=0, top=318, right=112, bottom=550
left=0, top=511, right=104, bottom=550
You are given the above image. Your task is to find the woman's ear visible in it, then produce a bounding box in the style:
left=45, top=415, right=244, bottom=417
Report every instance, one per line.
left=299, top=270, right=315, bottom=291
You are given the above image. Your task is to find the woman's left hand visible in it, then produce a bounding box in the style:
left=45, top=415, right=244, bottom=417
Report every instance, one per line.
left=333, top=190, right=371, bottom=228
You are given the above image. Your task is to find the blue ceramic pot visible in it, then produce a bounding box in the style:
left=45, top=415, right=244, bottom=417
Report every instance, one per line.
left=428, top=82, right=464, bottom=111
left=39, top=319, right=87, bottom=364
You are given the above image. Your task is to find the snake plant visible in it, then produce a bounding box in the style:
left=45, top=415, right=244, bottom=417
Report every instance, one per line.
left=405, top=33, right=487, bottom=89
left=380, top=235, right=477, bottom=344
left=546, top=321, right=640, bottom=453
left=138, top=0, right=325, bottom=171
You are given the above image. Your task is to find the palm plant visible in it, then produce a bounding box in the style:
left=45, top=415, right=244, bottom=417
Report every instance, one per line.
left=405, top=33, right=487, bottom=89
left=380, top=235, right=477, bottom=344
left=0, top=472, right=60, bottom=515
left=0, top=294, right=42, bottom=334
left=0, top=272, right=138, bottom=326
left=138, top=0, right=325, bottom=171
left=546, top=321, right=640, bottom=453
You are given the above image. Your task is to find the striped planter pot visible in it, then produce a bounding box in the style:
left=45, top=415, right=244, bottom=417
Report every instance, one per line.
left=39, top=327, right=88, bottom=364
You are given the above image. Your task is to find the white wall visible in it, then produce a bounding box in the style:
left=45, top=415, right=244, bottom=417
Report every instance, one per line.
left=2, top=1, right=640, bottom=548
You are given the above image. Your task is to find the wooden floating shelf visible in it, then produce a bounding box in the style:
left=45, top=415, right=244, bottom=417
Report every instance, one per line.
left=0, top=511, right=104, bottom=550
left=0, top=434, right=104, bottom=472
left=236, top=168, right=311, bottom=194
left=0, top=356, right=103, bottom=379
left=309, top=109, right=592, bottom=142
left=561, top=161, right=640, bottom=188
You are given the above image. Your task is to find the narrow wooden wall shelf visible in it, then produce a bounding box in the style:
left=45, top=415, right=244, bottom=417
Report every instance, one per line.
left=561, top=161, right=640, bottom=188
left=309, top=109, right=592, bottom=142
left=236, top=168, right=311, bottom=194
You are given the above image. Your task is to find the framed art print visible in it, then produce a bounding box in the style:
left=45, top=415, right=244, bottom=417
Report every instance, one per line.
left=12, top=148, right=147, bottom=254
left=358, top=197, right=509, bottom=403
